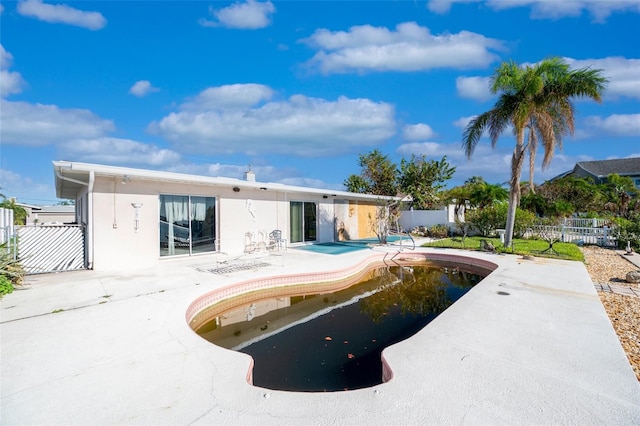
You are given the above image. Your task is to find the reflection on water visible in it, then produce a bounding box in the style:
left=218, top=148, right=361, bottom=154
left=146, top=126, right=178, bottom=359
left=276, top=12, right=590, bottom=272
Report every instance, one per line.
left=198, top=262, right=486, bottom=392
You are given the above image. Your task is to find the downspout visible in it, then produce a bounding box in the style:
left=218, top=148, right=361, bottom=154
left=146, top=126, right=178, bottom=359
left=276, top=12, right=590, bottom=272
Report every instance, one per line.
left=55, top=169, right=95, bottom=270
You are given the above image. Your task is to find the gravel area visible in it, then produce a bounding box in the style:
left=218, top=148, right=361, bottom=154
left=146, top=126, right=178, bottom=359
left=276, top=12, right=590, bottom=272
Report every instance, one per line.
left=581, top=246, right=640, bottom=381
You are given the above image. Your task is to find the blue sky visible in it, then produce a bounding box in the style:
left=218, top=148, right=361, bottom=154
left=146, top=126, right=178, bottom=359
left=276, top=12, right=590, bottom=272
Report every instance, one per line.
left=1, top=0, right=639, bottom=205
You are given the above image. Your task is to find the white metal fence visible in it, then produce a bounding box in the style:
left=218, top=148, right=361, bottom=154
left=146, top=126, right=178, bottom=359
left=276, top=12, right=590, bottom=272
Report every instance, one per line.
left=561, top=218, right=609, bottom=228
left=530, top=224, right=616, bottom=246
left=16, top=225, right=86, bottom=274
left=1, top=207, right=16, bottom=257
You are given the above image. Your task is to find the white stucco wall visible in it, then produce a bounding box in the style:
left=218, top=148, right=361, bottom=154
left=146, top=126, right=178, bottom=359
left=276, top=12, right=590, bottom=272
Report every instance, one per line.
left=89, top=176, right=344, bottom=271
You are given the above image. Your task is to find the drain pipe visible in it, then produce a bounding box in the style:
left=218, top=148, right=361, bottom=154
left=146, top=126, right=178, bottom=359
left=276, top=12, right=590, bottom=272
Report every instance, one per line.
left=55, top=168, right=95, bottom=270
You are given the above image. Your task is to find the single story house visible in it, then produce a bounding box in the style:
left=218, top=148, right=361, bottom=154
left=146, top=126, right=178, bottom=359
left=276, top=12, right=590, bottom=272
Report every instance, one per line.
left=552, top=157, right=640, bottom=188
left=53, top=161, right=399, bottom=271
left=18, top=203, right=76, bottom=225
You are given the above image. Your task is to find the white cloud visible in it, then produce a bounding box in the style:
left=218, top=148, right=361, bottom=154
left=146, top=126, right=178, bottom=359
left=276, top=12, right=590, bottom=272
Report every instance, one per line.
left=455, top=56, right=640, bottom=106
left=427, top=0, right=640, bottom=22
left=301, top=21, right=504, bottom=74
left=396, top=140, right=513, bottom=184
left=453, top=115, right=476, bottom=129
left=0, top=168, right=53, bottom=202
left=181, top=84, right=274, bottom=110
left=586, top=114, right=640, bottom=136
left=456, top=76, right=492, bottom=101
left=427, top=0, right=481, bottom=14
left=58, top=138, right=181, bottom=166
left=129, top=80, right=159, bottom=97
left=17, top=0, right=106, bottom=30
left=199, top=0, right=275, bottom=29
left=564, top=57, right=640, bottom=100
left=402, top=123, right=436, bottom=141
left=0, top=71, right=26, bottom=97
left=278, top=176, right=335, bottom=190
left=397, top=141, right=463, bottom=159
left=0, top=100, right=114, bottom=146
left=0, top=44, right=11, bottom=69
left=395, top=140, right=590, bottom=186
left=163, top=162, right=286, bottom=184
left=0, top=45, right=27, bottom=97
left=149, top=85, right=396, bottom=157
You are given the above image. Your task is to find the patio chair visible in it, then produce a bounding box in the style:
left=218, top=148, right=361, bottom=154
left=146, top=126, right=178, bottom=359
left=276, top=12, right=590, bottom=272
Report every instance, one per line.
left=268, top=229, right=286, bottom=251
left=244, top=231, right=256, bottom=253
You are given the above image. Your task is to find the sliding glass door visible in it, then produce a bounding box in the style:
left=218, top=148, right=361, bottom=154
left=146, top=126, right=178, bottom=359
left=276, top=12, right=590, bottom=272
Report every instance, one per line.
left=160, top=195, right=216, bottom=256
left=290, top=201, right=317, bottom=243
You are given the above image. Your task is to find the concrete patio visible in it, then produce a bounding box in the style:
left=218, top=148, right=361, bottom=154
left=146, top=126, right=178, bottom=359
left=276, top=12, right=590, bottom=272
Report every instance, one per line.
left=1, top=245, right=639, bottom=425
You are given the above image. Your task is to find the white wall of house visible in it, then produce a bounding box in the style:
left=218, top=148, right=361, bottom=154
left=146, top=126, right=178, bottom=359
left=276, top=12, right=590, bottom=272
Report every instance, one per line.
left=87, top=175, right=371, bottom=271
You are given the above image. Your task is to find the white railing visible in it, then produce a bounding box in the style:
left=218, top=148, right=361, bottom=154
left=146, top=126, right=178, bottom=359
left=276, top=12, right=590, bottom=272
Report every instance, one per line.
left=531, top=224, right=616, bottom=246
left=1, top=207, right=17, bottom=259
left=562, top=218, right=609, bottom=228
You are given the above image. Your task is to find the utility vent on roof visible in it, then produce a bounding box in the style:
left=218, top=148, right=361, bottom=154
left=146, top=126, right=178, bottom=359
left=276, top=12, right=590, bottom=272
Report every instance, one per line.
left=244, top=167, right=255, bottom=182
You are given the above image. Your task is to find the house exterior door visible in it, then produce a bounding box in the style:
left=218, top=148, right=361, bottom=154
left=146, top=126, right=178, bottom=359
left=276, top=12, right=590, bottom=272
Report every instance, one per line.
left=290, top=201, right=317, bottom=243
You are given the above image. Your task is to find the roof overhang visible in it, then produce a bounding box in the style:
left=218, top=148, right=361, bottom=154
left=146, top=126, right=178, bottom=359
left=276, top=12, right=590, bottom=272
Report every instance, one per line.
left=53, top=161, right=400, bottom=202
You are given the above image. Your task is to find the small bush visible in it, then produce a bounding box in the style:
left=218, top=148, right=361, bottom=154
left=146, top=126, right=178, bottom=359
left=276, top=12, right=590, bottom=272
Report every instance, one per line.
left=612, top=215, right=640, bottom=251
left=0, top=275, right=13, bottom=297
left=466, top=204, right=536, bottom=238
left=428, top=224, right=449, bottom=239
left=0, top=243, right=25, bottom=288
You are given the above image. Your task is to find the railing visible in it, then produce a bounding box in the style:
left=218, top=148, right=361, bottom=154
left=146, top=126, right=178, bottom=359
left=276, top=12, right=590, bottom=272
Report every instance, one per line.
left=531, top=224, right=616, bottom=247
left=0, top=207, right=17, bottom=259
left=561, top=218, right=609, bottom=228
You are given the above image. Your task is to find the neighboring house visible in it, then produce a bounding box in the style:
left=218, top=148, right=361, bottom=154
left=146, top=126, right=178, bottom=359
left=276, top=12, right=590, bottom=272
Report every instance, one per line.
left=53, top=161, right=398, bottom=272
left=18, top=204, right=76, bottom=225
left=553, top=157, right=640, bottom=188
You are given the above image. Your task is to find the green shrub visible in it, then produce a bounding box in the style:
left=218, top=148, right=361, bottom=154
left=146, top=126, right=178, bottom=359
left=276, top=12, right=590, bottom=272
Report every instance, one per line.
left=0, top=243, right=25, bottom=288
left=612, top=215, right=640, bottom=251
left=0, top=275, right=13, bottom=297
left=428, top=224, right=449, bottom=239
left=466, top=204, right=536, bottom=238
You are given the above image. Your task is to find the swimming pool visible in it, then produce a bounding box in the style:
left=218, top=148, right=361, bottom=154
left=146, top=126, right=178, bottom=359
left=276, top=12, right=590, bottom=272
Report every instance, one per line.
left=292, top=236, right=411, bottom=255
left=190, top=256, right=492, bottom=392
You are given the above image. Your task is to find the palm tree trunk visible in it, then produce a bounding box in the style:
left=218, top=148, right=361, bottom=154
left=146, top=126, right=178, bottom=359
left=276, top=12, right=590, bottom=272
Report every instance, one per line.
left=505, top=134, right=526, bottom=248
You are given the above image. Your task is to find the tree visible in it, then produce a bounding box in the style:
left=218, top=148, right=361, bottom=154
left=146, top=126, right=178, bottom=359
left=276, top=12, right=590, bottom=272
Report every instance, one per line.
left=0, top=198, right=27, bottom=225
left=462, top=57, right=607, bottom=248
left=443, top=176, right=507, bottom=213
left=536, top=176, right=605, bottom=215
left=344, top=149, right=397, bottom=196
left=397, top=155, right=455, bottom=209
left=604, top=174, right=639, bottom=218
left=469, top=182, right=508, bottom=209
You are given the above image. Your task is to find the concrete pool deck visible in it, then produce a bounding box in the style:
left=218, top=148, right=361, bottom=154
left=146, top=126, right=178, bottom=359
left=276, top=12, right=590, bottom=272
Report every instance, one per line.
left=1, top=244, right=639, bottom=425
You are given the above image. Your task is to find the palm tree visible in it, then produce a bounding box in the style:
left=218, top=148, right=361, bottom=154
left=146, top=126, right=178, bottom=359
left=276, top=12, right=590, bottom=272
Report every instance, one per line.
left=462, top=57, right=607, bottom=248
left=0, top=198, right=28, bottom=225
left=470, top=182, right=509, bottom=209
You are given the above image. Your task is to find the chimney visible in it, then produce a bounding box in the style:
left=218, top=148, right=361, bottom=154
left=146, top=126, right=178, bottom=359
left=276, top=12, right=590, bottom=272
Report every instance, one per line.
left=243, top=165, right=255, bottom=182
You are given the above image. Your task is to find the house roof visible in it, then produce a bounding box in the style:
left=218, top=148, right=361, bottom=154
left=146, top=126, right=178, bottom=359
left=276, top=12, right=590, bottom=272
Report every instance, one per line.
left=53, top=161, right=400, bottom=202
left=575, top=157, right=640, bottom=178
left=37, top=205, right=75, bottom=214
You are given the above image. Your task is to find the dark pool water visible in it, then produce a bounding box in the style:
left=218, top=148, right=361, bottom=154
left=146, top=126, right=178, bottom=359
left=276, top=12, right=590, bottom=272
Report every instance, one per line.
left=199, top=262, right=486, bottom=392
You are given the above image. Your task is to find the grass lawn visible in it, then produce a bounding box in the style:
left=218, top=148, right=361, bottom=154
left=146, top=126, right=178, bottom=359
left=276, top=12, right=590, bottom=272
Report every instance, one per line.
left=422, top=236, right=585, bottom=262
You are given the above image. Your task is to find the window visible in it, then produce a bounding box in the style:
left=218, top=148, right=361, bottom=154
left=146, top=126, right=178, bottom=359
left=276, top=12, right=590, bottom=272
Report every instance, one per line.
left=290, top=201, right=317, bottom=243
left=159, top=195, right=216, bottom=257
